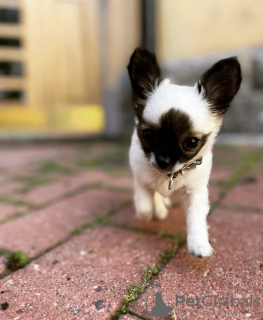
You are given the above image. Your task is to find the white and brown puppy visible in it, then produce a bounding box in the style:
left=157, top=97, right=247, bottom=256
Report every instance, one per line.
left=127, top=48, right=241, bottom=257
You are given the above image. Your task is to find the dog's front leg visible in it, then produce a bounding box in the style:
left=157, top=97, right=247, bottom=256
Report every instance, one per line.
left=184, top=187, right=213, bottom=257
left=133, top=178, right=154, bottom=221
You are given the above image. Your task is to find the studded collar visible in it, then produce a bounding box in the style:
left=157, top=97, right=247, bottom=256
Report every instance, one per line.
left=167, top=158, right=203, bottom=190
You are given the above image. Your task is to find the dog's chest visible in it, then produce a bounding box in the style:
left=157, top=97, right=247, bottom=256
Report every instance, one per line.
left=145, top=171, right=187, bottom=197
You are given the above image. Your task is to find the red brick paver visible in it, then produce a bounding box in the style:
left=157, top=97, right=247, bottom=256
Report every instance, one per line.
left=130, top=208, right=263, bottom=319
left=0, top=189, right=131, bottom=257
left=0, top=145, right=75, bottom=169
left=0, top=143, right=262, bottom=320
left=0, top=203, right=25, bottom=221
left=18, top=171, right=108, bottom=204
left=210, top=168, right=231, bottom=182
left=0, top=226, right=173, bottom=320
left=209, top=184, right=221, bottom=203
left=14, top=171, right=132, bottom=205
left=0, top=181, right=21, bottom=196
left=110, top=184, right=220, bottom=237
left=223, top=175, right=263, bottom=211
left=110, top=205, right=186, bottom=236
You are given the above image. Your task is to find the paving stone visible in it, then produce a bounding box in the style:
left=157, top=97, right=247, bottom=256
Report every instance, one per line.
left=19, top=171, right=107, bottom=204
left=0, top=189, right=131, bottom=257
left=130, top=209, right=263, bottom=320
left=0, top=203, right=25, bottom=221
left=110, top=205, right=186, bottom=236
left=212, top=147, right=243, bottom=169
left=0, top=181, right=22, bottom=196
left=111, top=185, right=219, bottom=236
left=102, top=174, right=133, bottom=190
left=210, top=168, right=231, bottom=182
left=17, top=171, right=132, bottom=205
left=222, top=175, right=263, bottom=211
left=252, top=159, right=263, bottom=174
left=0, top=226, right=173, bottom=320
left=209, top=184, right=221, bottom=203
left=0, top=145, right=74, bottom=169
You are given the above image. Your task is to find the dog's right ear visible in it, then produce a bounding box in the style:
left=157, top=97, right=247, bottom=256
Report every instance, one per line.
left=127, top=48, right=161, bottom=115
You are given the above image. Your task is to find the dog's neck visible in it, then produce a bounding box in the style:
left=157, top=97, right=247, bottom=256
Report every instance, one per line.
left=167, top=158, right=203, bottom=190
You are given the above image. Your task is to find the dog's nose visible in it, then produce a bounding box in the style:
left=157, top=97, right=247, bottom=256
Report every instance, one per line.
left=156, top=155, right=171, bottom=169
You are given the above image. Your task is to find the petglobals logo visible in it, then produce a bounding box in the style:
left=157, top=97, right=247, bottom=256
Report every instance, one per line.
left=142, top=291, right=173, bottom=318
left=175, top=295, right=261, bottom=308
left=141, top=290, right=261, bottom=319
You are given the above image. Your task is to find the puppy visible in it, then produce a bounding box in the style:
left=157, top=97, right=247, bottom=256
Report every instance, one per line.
left=127, top=48, right=241, bottom=257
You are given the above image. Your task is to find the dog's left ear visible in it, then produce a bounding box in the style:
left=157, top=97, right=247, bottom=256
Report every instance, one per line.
left=198, top=57, right=242, bottom=115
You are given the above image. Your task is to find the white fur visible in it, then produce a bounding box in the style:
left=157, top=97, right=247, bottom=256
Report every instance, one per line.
left=129, top=79, right=222, bottom=257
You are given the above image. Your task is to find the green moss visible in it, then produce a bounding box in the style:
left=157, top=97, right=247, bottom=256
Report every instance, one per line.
left=37, top=160, right=73, bottom=175
left=71, top=211, right=110, bottom=236
left=171, top=310, right=178, bottom=320
left=111, top=234, right=186, bottom=319
left=7, top=251, right=29, bottom=271
left=64, top=182, right=103, bottom=198
left=222, top=149, right=263, bottom=192
left=15, top=175, right=53, bottom=193
left=0, top=195, right=33, bottom=208
left=78, top=142, right=130, bottom=170
left=0, top=248, right=11, bottom=257
left=78, top=159, right=101, bottom=168
left=0, top=211, right=27, bottom=225
left=71, top=199, right=132, bottom=236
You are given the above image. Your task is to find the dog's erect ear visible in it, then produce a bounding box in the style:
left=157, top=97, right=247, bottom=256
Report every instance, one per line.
left=127, top=48, right=161, bottom=115
left=198, top=57, right=242, bottom=115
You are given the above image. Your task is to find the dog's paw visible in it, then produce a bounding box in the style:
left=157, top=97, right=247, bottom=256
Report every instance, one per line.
left=187, top=236, right=213, bottom=257
left=163, top=197, right=173, bottom=208
left=153, top=192, right=169, bottom=220
left=136, top=211, right=153, bottom=221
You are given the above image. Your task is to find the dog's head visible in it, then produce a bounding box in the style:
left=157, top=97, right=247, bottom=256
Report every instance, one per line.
left=127, top=48, right=242, bottom=173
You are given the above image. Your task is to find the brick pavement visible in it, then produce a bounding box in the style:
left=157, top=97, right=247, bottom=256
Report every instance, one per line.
left=0, top=142, right=262, bottom=320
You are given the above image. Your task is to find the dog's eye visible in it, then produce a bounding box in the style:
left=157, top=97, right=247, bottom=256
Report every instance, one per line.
left=183, top=137, right=199, bottom=151
left=142, top=129, right=154, bottom=143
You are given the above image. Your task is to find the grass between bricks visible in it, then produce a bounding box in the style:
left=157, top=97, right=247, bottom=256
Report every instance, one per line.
left=36, top=160, right=73, bottom=175
left=0, top=210, right=30, bottom=225
left=0, top=195, right=35, bottom=208
left=220, top=203, right=263, bottom=214
left=78, top=142, right=129, bottom=171
left=0, top=182, right=131, bottom=226
left=111, top=234, right=186, bottom=320
left=219, top=148, right=263, bottom=198
left=0, top=195, right=41, bottom=225
left=0, top=199, right=133, bottom=280
left=64, top=182, right=132, bottom=199
left=71, top=199, right=133, bottom=236
left=14, top=175, right=55, bottom=193
left=13, top=160, right=75, bottom=194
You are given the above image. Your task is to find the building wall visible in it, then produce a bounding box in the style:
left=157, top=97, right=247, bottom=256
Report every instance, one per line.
left=157, top=0, right=263, bottom=61
left=0, top=0, right=141, bottom=135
